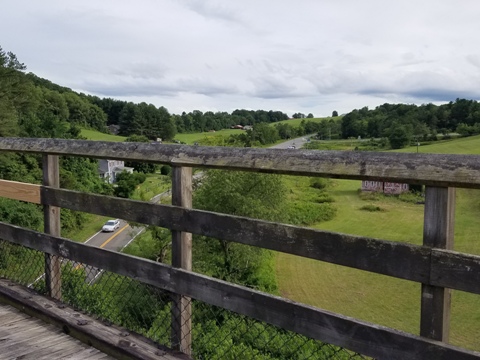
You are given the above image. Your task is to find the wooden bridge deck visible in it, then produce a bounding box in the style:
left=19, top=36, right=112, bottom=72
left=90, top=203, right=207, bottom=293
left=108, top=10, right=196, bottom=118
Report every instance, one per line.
left=0, top=280, right=190, bottom=360
left=0, top=303, right=113, bottom=359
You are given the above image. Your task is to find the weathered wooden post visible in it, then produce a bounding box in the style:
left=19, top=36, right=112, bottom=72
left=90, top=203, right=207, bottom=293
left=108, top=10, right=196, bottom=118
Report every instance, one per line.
left=43, top=154, right=62, bottom=299
left=171, top=166, right=192, bottom=355
left=420, top=186, right=455, bottom=341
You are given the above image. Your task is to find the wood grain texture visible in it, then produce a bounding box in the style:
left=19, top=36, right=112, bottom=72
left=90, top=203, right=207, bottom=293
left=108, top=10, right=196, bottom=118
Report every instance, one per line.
left=0, top=179, right=40, bottom=203
left=0, top=302, right=114, bottom=359
left=0, top=279, right=191, bottom=360
left=2, top=137, right=480, bottom=188
left=0, top=233, right=478, bottom=360
left=421, top=187, right=455, bottom=342
left=42, top=154, right=62, bottom=300
left=171, top=166, right=193, bottom=355
left=41, top=186, right=432, bottom=283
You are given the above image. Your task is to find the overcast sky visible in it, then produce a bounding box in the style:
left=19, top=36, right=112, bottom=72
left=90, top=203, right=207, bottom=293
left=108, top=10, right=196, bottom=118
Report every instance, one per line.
left=2, top=0, right=480, bottom=117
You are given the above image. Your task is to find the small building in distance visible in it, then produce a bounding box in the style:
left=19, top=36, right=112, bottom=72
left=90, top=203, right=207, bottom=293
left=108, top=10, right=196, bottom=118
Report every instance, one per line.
left=99, top=159, right=133, bottom=183
left=361, top=180, right=409, bottom=195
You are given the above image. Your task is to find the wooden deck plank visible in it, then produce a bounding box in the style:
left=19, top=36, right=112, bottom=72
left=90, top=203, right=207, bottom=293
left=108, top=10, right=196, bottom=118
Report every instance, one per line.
left=0, top=304, right=115, bottom=360
left=0, top=281, right=191, bottom=360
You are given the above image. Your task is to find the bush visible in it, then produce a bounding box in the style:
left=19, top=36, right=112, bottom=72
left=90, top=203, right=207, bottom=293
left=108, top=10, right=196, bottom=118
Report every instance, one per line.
left=358, top=190, right=382, bottom=201
left=316, top=193, right=334, bottom=203
left=310, top=177, right=328, bottom=190
left=285, top=202, right=336, bottom=226
left=398, top=191, right=424, bottom=204
left=360, top=205, right=384, bottom=212
left=160, top=165, right=171, bottom=176
left=409, top=184, right=423, bottom=193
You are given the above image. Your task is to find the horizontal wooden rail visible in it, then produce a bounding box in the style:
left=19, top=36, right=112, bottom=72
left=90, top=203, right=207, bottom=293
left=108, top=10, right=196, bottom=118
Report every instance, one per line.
left=0, top=185, right=471, bottom=296
left=0, top=179, right=40, bottom=204
left=0, top=222, right=478, bottom=360
left=2, top=138, right=480, bottom=188
left=41, top=186, right=431, bottom=283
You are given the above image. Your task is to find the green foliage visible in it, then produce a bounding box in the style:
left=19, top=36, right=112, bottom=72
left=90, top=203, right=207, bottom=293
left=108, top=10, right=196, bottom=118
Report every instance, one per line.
left=284, top=201, right=336, bottom=225
left=316, top=193, right=335, bottom=203
left=310, top=177, right=329, bottom=190
left=124, top=226, right=171, bottom=263
left=114, top=171, right=147, bottom=198
left=388, top=124, right=412, bottom=149
left=0, top=198, right=42, bottom=230
left=398, top=191, right=425, bottom=204
left=160, top=165, right=171, bottom=176
left=194, top=170, right=286, bottom=221
left=359, top=204, right=384, bottom=212
left=193, top=170, right=286, bottom=291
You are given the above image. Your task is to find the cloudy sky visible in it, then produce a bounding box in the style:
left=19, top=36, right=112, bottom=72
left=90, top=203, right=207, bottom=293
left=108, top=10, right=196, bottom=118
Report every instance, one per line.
left=2, top=0, right=480, bottom=117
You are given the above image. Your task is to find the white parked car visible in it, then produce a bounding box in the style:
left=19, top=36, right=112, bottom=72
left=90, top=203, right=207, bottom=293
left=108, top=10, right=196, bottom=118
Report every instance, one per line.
left=102, top=219, right=120, bottom=232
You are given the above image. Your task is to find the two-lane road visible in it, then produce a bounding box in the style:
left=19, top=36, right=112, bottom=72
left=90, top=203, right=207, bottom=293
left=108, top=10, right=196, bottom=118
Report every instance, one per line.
left=81, top=220, right=144, bottom=284
left=85, top=219, right=139, bottom=251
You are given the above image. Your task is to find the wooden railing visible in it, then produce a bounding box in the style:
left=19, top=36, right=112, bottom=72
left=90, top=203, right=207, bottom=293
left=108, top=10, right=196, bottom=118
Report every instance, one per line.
left=0, top=137, right=480, bottom=359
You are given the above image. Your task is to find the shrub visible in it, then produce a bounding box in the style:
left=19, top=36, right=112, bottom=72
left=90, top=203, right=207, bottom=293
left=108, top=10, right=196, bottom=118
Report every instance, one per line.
left=285, top=202, right=336, bottom=226
left=316, top=193, right=335, bottom=203
left=358, top=190, right=382, bottom=201
left=160, top=165, right=171, bottom=176
left=360, top=205, right=384, bottom=212
left=310, top=177, right=328, bottom=190
left=398, top=191, right=424, bottom=204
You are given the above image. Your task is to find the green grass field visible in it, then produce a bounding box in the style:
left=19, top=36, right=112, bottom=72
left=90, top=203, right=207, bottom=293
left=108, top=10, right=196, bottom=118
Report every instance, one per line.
left=80, top=128, right=127, bottom=141
left=272, top=116, right=336, bottom=127
left=276, top=135, right=480, bottom=351
left=131, top=173, right=171, bottom=201
left=173, top=129, right=244, bottom=144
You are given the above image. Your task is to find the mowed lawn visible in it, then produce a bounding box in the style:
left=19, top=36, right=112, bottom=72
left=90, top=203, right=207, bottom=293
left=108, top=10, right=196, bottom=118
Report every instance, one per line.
left=81, top=128, right=127, bottom=141
left=276, top=136, right=480, bottom=351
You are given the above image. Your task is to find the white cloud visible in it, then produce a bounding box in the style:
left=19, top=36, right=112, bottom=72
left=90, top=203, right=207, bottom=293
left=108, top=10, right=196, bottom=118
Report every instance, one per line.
left=1, top=0, right=480, bottom=116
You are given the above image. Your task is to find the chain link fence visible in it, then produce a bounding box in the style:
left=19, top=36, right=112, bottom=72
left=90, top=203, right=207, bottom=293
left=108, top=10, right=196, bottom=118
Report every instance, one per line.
left=0, top=240, right=368, bottom=360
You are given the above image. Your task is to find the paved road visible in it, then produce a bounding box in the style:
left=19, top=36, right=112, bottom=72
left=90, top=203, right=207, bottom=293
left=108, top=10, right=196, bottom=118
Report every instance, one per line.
left=81, top=220, right=144, bottom=283
left=84, top=219, right=143, bottom=251
left=269, top=136, right=312, bottom=150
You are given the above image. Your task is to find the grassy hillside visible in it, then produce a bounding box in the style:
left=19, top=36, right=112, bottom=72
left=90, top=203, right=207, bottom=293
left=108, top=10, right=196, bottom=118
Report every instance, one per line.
left=272, top=116, right=336, bottom=127
left=81, top=128, right=127, bottom=141
left=276, top=135, right=480, bottom=351
left=173, top=129, right=244, bottom=144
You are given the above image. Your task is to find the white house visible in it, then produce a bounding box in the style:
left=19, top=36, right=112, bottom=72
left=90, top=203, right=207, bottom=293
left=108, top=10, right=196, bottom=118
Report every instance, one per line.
left=98, top=159, right=134, bottom=183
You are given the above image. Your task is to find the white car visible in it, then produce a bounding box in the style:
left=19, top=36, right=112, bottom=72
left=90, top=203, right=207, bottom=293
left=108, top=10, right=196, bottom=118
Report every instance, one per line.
left=102, top=219, right=120, bottom=232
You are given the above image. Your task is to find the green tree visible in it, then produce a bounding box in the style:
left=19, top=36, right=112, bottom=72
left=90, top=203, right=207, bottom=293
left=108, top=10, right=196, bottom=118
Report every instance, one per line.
left=193, top=170, right=285, bottom=291
left=114, top=171, right=147, bottom=198
left=332, top=110, right=338, bottom=117
left=388, top=124, right=412, bottom=149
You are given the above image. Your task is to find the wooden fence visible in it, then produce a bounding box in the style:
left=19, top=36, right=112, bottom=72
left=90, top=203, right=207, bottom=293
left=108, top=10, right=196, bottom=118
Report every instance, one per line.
left=0, top=137, right=479, bottom=359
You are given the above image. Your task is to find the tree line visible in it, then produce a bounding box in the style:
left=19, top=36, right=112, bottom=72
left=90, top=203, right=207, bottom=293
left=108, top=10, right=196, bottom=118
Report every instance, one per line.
left=0, top=46, right=114, bottom=234
left=340, top=100, right=480, bottom=148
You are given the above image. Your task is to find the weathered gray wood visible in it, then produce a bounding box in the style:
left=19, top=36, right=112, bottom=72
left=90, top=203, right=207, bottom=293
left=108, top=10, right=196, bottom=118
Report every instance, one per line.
left=421, top=187, right=455, bottom=342
left=171, top=166, right=193, bottom=355
left=43, top=154, right=61, bottom=299
left=0, top=233, right=478, bottom=360
left=2, top=137, right=480, bottom=188
left=0, top=303, right=114, bottom=359
left=430, top=249, right=480, bottom=293
left=40, top=186, right=432, bottom=284
left=0, top=280, right=191, bottom=360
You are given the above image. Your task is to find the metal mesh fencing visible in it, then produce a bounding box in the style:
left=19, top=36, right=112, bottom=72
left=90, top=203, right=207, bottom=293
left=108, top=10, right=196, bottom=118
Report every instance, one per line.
left=0, top=240, right=368, bottom=360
